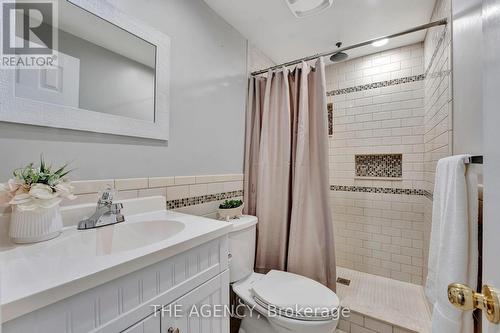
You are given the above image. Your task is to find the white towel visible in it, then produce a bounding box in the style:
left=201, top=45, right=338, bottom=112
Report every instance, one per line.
left=425, top=155, right=478, bottom=333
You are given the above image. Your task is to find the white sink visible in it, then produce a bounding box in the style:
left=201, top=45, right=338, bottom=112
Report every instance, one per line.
left=7, top=220, right=186, bottom=258
left=82, top=220, right=186, bottom=255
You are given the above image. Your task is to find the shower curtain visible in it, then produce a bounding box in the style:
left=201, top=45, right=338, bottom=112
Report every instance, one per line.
left=243, top=58, right=336, bottom=290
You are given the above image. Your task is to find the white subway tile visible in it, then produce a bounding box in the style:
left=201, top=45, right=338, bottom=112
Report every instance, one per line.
left=115, top=178, right=148, bottom=190
left=207, top=182, right=224, bottom=195
left=71, top=179, right=114, bottom=194
left=166, top=185, right=189, bottom=200
left=116, top=190, right=138, bottom=200
left=174, top=176, right=196, bottom=185
left=138, top=187, right=166, bottom=198
left=189, top=184, right=208, bottom=197
left=148, top=177, right=175, bottom=188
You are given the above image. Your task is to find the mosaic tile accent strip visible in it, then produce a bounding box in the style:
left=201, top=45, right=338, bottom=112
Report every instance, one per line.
left=330, top=185, right=424, bottom=196
left=327, top=103, right=334, bottom=136
left=166, top=190, right=243, bottom=210
left=326, top=74, right=425, bottom=97
left=355, top=154, right=402, bottom=178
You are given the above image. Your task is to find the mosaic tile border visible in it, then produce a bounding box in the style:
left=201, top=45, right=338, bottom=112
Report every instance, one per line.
left=330, top=185, right=424, bottom=196
left=327, top=103, right=334, bottom=136
left=166, top=190, right=243, bottom=209
left=326, top=74, right=425, bottom=97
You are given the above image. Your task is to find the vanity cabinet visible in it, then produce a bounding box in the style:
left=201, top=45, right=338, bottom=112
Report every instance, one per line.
left=3, top=236, right=229, bottom=333
left=121, top=314, right=160, bottom=333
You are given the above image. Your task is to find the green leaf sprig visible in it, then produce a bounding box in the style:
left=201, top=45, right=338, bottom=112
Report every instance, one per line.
left=13, top=156, right=73, bottom=189
left=219, top=199, right=243, bottom=209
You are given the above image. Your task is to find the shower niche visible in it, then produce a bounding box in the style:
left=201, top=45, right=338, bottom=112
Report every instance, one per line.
left=355, top=154, right=403, bottom=180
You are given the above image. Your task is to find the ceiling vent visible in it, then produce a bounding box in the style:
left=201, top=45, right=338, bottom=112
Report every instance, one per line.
left=285, top=0, right=334, bottom=18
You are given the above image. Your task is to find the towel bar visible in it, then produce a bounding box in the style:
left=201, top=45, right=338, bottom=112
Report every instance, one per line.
left=465, top=155, right=483, bottom=164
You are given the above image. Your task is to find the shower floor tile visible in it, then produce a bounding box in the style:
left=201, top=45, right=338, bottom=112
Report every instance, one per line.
left=336, top=266, right=432, bottom=333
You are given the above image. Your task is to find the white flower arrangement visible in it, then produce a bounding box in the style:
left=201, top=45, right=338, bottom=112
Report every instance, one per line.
left=1, top=157, right=76, bottom=211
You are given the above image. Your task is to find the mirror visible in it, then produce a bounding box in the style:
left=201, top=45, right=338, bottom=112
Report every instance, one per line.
left=15, top=1, right=156, bottom=122
left=0, top=0, right=170, bottom=140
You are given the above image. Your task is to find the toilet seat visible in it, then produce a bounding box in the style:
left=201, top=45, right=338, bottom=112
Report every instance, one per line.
left=233, top=271, right=340, bottom=323
left=251, top=270, right=340, bottom=321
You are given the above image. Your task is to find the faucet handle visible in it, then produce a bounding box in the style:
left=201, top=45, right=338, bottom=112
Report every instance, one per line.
left=110, top=202, right=123, bottom=214
left=98, top=186, right=115, bottom=206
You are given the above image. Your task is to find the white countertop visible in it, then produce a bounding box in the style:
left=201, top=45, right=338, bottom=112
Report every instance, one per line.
left=0, top=208, right=232, bottom=322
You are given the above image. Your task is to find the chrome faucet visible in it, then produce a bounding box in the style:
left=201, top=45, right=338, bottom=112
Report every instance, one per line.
left=77, top=187, right=125, bottom=230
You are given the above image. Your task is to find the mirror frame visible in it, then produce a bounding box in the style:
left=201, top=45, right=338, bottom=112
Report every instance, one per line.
left=0, top=0, right=171, bottom=140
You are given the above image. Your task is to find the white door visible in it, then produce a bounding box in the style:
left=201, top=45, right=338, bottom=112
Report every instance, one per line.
left=14, top=41, right=80, bottom=108
left=482, top=0, right=500, bottom=332
left=161, top=272, right=230, bottom=333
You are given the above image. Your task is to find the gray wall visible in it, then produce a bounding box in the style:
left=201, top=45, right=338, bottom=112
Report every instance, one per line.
left=0, top=0, right=248, bottom=180
left=452, top=0, right=483, bottom=155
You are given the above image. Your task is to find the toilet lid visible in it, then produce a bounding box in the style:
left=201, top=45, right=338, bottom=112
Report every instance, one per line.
left=251, top=270, right=340, bottom=321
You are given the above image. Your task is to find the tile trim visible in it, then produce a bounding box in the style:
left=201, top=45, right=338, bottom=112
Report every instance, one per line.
left=424, top=25, right=448, bottom=77
left=326, top=74, right=425, bottom=97
left=330, top=185, right=424, bottom=196
left=166, top=190, right=243, bottom=210
left=424, top=190, right=433, bottom=201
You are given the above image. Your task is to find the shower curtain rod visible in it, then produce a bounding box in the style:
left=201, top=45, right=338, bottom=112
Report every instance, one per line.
left=251, top=18, right=448, bottom=76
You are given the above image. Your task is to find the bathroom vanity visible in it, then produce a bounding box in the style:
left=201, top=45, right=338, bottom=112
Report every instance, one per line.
left=0, top=197, right=232, bottom=333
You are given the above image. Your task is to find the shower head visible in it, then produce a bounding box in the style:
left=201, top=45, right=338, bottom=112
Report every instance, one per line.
left=330, top=52, right=348, bottom=62
left=330, top=42, right=348, bottom=62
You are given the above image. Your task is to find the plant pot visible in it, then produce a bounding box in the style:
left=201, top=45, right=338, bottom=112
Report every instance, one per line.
left=218, top=204, right=244, bottom=221
left=9, top=205, right=63, bottom=244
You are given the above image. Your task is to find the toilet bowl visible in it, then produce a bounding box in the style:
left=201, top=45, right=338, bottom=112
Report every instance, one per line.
left=228, top=216, right=339, bottom=333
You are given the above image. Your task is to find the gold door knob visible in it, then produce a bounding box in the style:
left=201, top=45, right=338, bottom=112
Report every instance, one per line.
left=448, top=283, right=500, bottom=324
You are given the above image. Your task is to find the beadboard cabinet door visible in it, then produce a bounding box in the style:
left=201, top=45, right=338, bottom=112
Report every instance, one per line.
left=122, top=313, right=160, bottom=333
left=161, top=271, right=230, bottom=333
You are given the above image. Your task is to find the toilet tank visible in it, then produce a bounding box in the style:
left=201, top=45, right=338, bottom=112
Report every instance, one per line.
left=228, top=215, right=258, bottom=283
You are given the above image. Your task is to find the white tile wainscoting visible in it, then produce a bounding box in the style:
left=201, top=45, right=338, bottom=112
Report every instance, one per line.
left=57, top=174, right=243, bottom=219
left=330, top=190, right=425, bottom=284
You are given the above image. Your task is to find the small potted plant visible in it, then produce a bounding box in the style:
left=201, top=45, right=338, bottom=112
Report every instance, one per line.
left=218, top=199, right=244, bottom=221
left=0, top=157, right=75, bottom=243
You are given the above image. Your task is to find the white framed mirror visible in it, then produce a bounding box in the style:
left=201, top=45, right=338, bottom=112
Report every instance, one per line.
left=0, top=0, right=171, bottom=140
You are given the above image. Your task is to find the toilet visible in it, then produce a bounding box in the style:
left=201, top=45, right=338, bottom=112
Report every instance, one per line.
left=228, top=215, right=340, bottom=333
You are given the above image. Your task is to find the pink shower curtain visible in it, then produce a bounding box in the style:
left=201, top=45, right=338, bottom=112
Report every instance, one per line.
left=243, top=58, right=336, bottom=290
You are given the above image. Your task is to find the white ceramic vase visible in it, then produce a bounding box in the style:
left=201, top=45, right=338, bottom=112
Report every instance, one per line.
left=218, top=204, right=244, bottom=221
left=9, top=205, right=63, bottom=243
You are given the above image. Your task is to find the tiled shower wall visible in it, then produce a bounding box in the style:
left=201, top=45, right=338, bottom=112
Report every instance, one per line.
left=422, top=0, right=453, bottom=283
left=326, top=43, right=428, bottom=284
